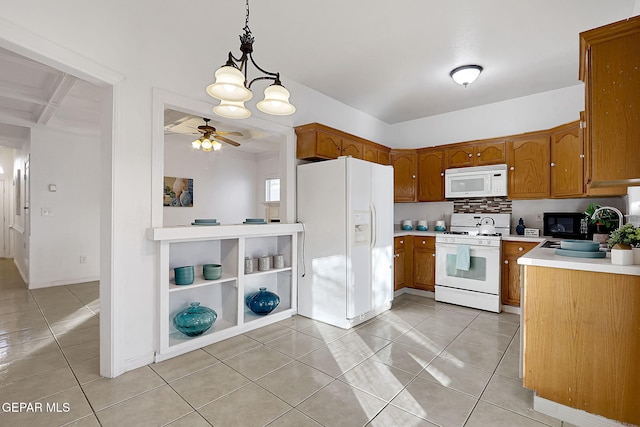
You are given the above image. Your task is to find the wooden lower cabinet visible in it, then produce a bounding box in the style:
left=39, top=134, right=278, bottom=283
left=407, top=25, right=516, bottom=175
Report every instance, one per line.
left=501, top=241, right=538, bottom=306
left=413, top=236, right=435, bottom=291
left=523, top=266, right=640, bottom=425
left=394, top=236, right=412, bottom=291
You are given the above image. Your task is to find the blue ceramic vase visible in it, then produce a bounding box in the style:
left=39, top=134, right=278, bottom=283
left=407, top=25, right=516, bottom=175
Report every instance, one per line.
left=245, top=287, right=280, bottom=315
left=516, top=218, right=526, bottom=235
left=173, top=302, right=217, bottom=337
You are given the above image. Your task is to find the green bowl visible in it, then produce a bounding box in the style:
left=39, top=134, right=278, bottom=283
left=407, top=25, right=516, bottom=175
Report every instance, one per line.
left=203, top=264, right=222, bottom=280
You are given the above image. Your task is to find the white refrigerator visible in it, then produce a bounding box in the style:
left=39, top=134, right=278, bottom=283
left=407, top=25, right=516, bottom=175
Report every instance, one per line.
left=297, top=157, right=394, bottom=329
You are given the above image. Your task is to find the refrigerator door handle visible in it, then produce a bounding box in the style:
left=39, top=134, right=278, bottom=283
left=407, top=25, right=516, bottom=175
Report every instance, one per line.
left=370, top=204, right=377, bottom=248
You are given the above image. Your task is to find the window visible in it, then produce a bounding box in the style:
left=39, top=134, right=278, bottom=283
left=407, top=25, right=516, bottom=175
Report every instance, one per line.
left=265, top=178, right=280, bottom=202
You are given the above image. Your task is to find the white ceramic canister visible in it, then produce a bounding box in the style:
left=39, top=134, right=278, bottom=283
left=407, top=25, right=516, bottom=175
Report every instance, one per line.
left=244, top=257, right=254, bottom=274
left=273, top=254, right=285, bottom=269
left=259, top=255, right=271, bottom=271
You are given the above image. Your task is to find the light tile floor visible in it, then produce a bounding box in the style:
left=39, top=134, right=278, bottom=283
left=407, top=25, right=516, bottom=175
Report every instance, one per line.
left=0, top=258, right=576, bottom=426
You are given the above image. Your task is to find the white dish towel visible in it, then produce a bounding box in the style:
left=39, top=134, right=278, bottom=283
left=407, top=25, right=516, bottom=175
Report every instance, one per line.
left=456, top=245, right=471, bottom=271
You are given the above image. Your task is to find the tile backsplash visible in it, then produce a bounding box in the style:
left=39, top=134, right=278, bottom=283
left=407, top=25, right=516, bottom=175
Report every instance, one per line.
left=453, top=197, right=512, bottom=213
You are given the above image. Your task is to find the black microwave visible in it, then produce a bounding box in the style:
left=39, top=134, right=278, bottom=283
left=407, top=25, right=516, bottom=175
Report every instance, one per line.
left=543, top=212, right=588, bottom=239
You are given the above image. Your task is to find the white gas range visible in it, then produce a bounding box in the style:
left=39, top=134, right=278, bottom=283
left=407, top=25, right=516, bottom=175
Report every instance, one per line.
left=435, top=213, right=511, bottom=312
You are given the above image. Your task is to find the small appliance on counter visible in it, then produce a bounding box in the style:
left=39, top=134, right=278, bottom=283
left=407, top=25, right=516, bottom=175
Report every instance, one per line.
left=543, top=212, right=588, bottom=239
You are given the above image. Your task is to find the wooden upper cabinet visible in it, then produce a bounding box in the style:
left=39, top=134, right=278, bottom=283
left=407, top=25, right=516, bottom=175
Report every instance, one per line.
left=550, top=121, right=584, bottom=198
left=363, top=144, right=378, bottom=163
left=507, top=134, right=551, bottom=199
left=417, top=148, right=445, bottom=202
left=377, top=147, right=391, bottom=165
left=391, top=149, right=417, bottom=202
left=295, top=123, right=390, bottom=164
left=316, top=131, right=343, bottom=159
left=475, top=140, right=506, bottom=166
left=580, top=16, right=640, bottom=189
left=341, top=137, right=363, bottom=158
left=446, top=145, right=475, bottom=168
left=446, top=140, right=505, bottom=168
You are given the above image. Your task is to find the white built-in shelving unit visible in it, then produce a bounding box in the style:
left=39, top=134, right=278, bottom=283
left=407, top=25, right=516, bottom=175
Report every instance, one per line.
left=148, top=223, right=302, bottom=362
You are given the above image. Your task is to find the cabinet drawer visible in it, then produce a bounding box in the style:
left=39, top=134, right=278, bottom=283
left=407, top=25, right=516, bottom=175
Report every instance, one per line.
left=502, top=241, right=538, bottom=257
left=413, top=236, right=435, bottom=250
left=395, top=237, right=407, bottom=250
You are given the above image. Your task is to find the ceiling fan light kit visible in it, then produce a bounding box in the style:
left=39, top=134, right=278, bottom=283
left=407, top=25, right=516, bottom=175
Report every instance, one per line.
left=191, top=118, right=240, bottom=151
left=450, top=65, right=483, bottom=87
left=207, top=0, right=295, bottom=118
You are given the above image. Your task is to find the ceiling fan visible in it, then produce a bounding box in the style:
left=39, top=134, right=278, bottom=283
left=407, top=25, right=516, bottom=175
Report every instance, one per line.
left=192, top=118, right=243, bottom=151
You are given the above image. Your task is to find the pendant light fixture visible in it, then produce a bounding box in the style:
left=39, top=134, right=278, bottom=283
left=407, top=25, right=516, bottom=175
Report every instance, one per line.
left=450, top=65, right=483, bottom=87
left=206, top=0, right=295, bottom=118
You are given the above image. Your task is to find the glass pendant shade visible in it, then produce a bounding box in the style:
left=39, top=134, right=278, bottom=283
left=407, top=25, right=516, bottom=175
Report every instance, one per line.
left=256, top=84, right=296, bottom=115
left=450, top=65, right=483, bottom=87
left=206, top=66, right=253, bottom=102
left=213, top=100, right=251, bottom=119
left=201, top=138, right=213, bottom=150
left=192, top=139, right=201, bottom=149
left=213, top=141, right=222, bottom=151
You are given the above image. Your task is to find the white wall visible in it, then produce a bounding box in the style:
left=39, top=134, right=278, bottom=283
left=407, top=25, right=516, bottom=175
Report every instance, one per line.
left=11, top=142, right=29, bottom=280
left=0, top=1, right=632, bottom=375
left=386, top=85, right=585, bottom=148
left=163, top=134, right=259, bottom=226
left=28, top=127, right=100, bottom=288
left=0, top=147, right=15, bottom=258
left=255, top=152, right=280, bottom=219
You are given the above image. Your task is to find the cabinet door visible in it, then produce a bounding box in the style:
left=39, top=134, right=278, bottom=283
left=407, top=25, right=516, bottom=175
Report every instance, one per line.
left=391, top=150, right=417, bottom=202
left=394, top=248, right=405, bottom=291
left=317, top=131, right=342, bottom=159
left=446, top=146, right=475, bottom=168
left=363, top=143, right=378, bottom=163
left=342, top=138, right=363, bottom=159
left=501, top=241, right=538, bottom=306
left=417, top=148, right=445, bottom=201
left=551, top=122, right=584, bottom=197
left=413, top=237, right=435, bottom=291
left=475, top=141, right=506, bottom=166
left=586, top=26, right=640, bottom=185
left=377, top=148, right=391, bottom=165
left=507, top=136, right=551, bottom=199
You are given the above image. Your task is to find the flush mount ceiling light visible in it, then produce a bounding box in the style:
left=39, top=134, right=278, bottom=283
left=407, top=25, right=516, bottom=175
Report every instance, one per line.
left=450, top=65, right=483, bottom=87
left=206, top=0, right=295, bottom=118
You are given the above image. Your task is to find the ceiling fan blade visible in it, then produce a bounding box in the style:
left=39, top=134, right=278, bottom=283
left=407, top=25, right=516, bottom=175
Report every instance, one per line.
left=216, top=135, right=241, bottom=147
left=215, top=131, right=243, bottom=137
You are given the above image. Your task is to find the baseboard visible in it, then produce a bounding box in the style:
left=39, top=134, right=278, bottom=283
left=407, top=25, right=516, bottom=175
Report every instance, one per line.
left=28, top=275, right=100, bottom=289
left=13, top=258, right=28, bottom=284
left=501, top=305, right=521, bottom=315
left=394, top=287, right=435, bottom=298
left=534, top=395, right=627, bottom=427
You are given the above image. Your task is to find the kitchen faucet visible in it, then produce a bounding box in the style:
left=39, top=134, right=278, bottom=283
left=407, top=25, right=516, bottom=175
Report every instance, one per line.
left=591, top=206, right=624, bottom=230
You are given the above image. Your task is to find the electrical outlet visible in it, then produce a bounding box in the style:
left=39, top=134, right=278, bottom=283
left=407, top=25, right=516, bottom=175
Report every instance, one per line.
left=80, top=256, right=87, bottom=264
left=536, top=212, right=543, bottom=221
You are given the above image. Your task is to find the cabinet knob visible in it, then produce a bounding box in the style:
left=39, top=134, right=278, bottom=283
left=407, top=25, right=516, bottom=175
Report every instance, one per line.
left=510, top=166, right=515, bottom=171
left=400, top=240, right=403, bottom=244
left=468, top=153, right=473, bottom=158
left=580, top=154, right=585, bottom=159
left=412, top=175, right=416, bottom=179
left=504, top=260, right=509, bottom=264
left=550, top=162, right=556, bottom=167
left=422, top=240, right=426, bottom=244
left=477, top=153, right=481, bottom=157
left=519, top=247, right=524, bottom=251
left=440, top=172, right=444, bottom=176
left=432, top=253, right=435, bottom=257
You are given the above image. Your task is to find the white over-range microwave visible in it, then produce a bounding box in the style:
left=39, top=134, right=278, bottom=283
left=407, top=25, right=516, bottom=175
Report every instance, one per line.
left=444, top=164, right=508, bottom=198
